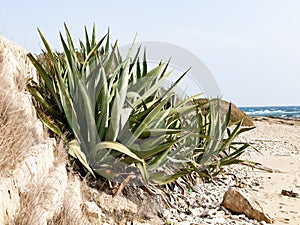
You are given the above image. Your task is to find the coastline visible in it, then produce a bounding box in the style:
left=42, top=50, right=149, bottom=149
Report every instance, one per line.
left=252, top=116, right=300, bottom=125
left=239, top=105, right=300, bottom=119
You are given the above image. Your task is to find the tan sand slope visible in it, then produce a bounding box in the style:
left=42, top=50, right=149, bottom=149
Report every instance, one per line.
left=238, top=118, right=300, bottom=225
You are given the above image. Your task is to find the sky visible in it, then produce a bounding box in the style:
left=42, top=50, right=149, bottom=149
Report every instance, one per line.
left=1, top=0, right=300, bottom=106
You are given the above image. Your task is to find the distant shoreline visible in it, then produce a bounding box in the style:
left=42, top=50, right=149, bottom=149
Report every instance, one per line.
left=240, top=105, right=300, bottom=119
left=252, top=116, right=300, bottom=125
left=253, top=115, right=300, bottom=120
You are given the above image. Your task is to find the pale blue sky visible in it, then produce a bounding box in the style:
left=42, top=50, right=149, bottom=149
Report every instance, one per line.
left=1, top=0, right=300, bottom=106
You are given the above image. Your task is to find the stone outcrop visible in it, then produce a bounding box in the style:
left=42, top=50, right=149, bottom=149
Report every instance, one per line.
left=222, top=188, right=274, bottom=223
left=196, top=98, right=254, bottom=126
left=0, top=36, right=67, bottom=224
left=0, top=35, right=37, bottom=90
left=0, top=178, right=20, bottom=225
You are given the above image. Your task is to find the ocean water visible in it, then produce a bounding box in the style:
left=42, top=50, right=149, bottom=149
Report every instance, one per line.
left=239, top=105, right=300, bottom=118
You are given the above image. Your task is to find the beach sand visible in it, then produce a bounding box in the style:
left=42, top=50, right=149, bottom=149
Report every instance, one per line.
left=237, top=117, right=300, bottom=225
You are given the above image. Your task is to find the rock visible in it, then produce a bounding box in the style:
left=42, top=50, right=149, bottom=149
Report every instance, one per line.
left=0, top=34, right=69, bottom=225
left=189, top=208, right=203, bottom=217
left=56, top=175, right=92, bottom=225
left=281, top=189, right=299, bottom=198
left=196, top=98, right=254, bottom=126
left=93, top=191, right=138, bottom=214
left=20, top=164, right=68, bottom=225
left=132, top=221, right=152, bottom=225
left=12, top=139, right=56, bottom=188
left=0, top=178, right=20, bottom=225
left=162, top=209, right=172, bottom=219
left=0, top=34, right=43, bottom=139
left=0, top=135, right=58, bottom=225
left=0, top=35, right=37, bottom=90
left=212, top=215, right=227, bottom=224
left=84, top=201, right=102, bottom=224
left=222, top=188, right=274, bottom=223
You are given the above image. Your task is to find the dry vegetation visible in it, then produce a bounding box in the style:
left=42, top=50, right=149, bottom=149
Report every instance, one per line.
left=0, top=70, right=90, bottom=224
left=0, top=90, right=90, bottom=224
left=0, top=50, right=38, bottom=175
left=0, top=85, right=37, bottom=176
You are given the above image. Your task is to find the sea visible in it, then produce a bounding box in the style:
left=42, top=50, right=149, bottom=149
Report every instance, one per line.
left=239, top=105, right=300, bottom=118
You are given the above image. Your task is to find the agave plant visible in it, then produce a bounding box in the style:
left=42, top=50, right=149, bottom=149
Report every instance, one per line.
left=190, top=100, right=255, bottom=178
left=27, top=24, right=202, bottom=185
left=27, top=24, right=254, bottom=187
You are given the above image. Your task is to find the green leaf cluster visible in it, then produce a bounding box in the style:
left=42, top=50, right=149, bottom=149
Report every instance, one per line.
left=191, top=100, right=255, bottom=178
left=27, top=24, right=253, bottom=186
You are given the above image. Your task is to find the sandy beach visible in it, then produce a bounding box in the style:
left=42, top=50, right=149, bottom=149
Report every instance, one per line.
left=141, top=117, right=300, bottom=225
left=236, top=117, right=300, bottom=225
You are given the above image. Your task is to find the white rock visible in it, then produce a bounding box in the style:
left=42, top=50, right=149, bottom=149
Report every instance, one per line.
left=26, top=164, right=68, bottom=225
left=84, top=201, right=102, bottom=223
left=189, top=207, right=203, bottom=217
left=0, top=35, right=37, bottom=90
left=0, top=178, right=20, bottom=224
left=189, top=191, right=197, bottom=198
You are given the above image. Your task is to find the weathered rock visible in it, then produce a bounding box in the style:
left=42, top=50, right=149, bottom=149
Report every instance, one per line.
left=196, top=98, right=254, bottom=126
left=0, top=139, right=57, bottom=224
left=84, top=201, right=102, bottom=224
left=0, top=35, right=37, bottom=90
left=54, top=175, right=92, bottom=225
left=92, top=190, right=138, bottom=215
left=0, top=34, right=68, bottom=225
left=21, top=164, right=68, bottom=225
left=0, top=35, right=43, bottom=140
left=222, top=188, right=274, bottom=223
left=0, top=35, right=44, bottom=176
left=131, top=221, right=152, bottom=225
left=12, top=139, right=56, bottom=188
left=0, top=178, right=20, bottom=225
